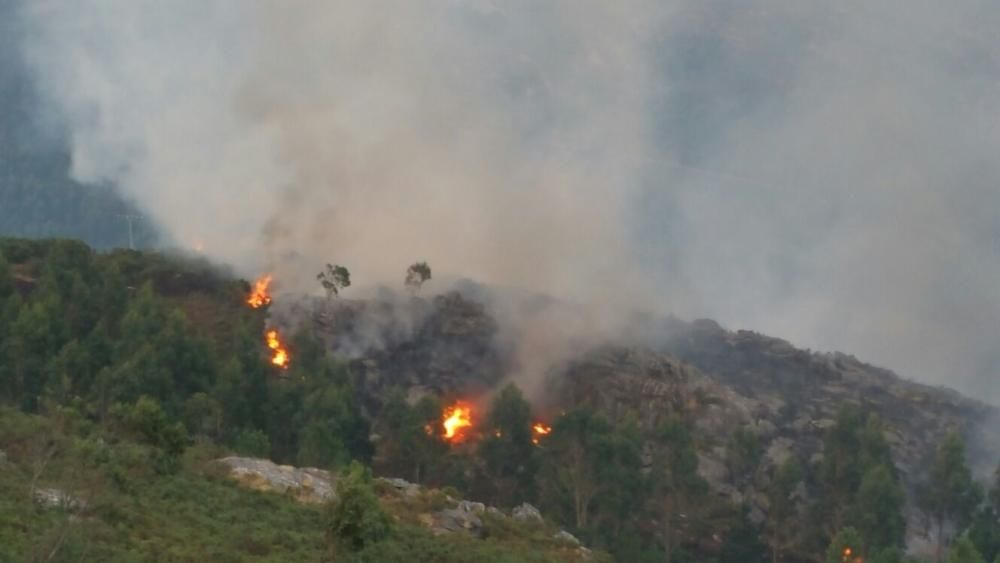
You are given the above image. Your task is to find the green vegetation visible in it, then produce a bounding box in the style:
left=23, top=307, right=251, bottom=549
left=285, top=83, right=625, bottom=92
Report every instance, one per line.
left=1, top=238, right=999, bottom=562
left=0, top=407, right=327, bottom=562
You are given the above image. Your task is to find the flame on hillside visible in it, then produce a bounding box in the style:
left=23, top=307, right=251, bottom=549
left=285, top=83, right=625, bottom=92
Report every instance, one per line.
left=532, top=422, right=552, bottom=445
left=266, top=329, right=290, bottom=369
left=247, top=275, right=273, bottom=308
left=442, top=403, right=473, bottom=443
left=841, top=547, right=862, bottom=563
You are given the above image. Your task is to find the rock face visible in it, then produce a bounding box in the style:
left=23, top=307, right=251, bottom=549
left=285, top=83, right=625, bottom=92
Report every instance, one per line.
left=217, top=462, right=593, bottom=556
left=432, top=502, right=484, bottom=536
left=663, top=321, right=1000, bottom=471
left=512, top=502, right=543, bottom=523
left=272, top=289, right=1000, bottom=555
left=273, top=292, right=507, bottom=411
left=217, top=456, right=335, bottom=503
left=33, top=488, right=86, bottom=511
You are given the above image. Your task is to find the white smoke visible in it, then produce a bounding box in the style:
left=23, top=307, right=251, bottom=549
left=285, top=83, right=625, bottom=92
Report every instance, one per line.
left=16, top=1, right=1000, bottom=403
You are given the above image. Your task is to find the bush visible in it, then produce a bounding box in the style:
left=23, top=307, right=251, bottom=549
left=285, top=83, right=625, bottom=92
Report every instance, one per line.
left=326, top=461, right=394, bottom=555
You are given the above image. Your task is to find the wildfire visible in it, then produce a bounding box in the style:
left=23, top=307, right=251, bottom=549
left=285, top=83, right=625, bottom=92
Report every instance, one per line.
left=266, top=329, right=290, bottom=369
left=247, top=275, right=273, bottom=308
left=842, top=547, right=863, bottom=563
left=442, top=403, right=473, bottom=442
left=532, top=422, right=552, bottom=445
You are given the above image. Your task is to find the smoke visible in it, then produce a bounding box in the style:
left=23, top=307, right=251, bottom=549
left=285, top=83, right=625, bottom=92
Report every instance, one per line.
left=15, top=1, right=1000, bottom=403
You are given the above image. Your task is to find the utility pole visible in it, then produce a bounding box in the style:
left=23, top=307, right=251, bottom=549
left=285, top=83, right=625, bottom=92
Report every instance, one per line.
left=117, top=214, right=141, bottom=249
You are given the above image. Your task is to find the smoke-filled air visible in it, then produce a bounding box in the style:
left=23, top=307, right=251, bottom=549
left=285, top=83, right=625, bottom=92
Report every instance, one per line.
left=15, top=1, right=1000, bottom=403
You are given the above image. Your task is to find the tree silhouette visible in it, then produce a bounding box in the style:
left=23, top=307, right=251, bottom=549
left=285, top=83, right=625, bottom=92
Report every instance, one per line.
left=404, top=262, right=432, bottom=292
left=317, top=264, right=351, bottom=299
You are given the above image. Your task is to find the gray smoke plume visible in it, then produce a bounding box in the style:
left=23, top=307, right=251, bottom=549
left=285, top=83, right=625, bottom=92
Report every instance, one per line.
left=16, top=1, right=1000, bottom=403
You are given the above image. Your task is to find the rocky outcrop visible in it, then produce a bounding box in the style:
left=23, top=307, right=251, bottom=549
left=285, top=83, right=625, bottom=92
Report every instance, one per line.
left=273, top=289, right=1000, bottom=556
left=430, top=501, right=484, bottom=536
left=218, top=460, right=592, bottom=558
left=512, top=502, right=543, bottom=523
left=33, top=488, right=86, bottom=511
left=217, top=456, right=335, bottom=503
left=273, top=292, right=508, bottom=411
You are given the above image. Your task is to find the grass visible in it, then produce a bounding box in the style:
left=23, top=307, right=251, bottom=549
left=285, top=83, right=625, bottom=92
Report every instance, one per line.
left=0, top=408, right=603, bottom=562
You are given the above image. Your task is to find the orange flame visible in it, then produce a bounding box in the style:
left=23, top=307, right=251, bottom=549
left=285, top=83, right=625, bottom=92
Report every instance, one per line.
left=442, top=403, right=473, bottom=442
left=532, top=422, right=552, bottom=444
left=266, top=329, right=289, bottom=369
left=247, top=275, right=273, bottom=308
left=841, top=547, right=863, bottom=563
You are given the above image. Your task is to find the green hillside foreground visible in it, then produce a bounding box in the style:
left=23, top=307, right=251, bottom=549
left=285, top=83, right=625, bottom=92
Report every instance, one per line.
left=0, top=407, right=584, bottom=562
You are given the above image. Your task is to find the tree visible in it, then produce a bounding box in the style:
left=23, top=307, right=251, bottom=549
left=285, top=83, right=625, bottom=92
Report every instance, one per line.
left=650, top=417, right=707, bottom=563
left=478, top=383, right=537, bottom=505
left=326, top=461, right=393, bottom=556
left=820, top=406, right=866, bottom=532
left=0, top=250, right=12, bottom=299
left=826, top=527, right=864, bottom=563
left=818, top=405, right=904, bottom=554
left=767, top=457, right=804, bottom=563
left=293, top=345, right=372, bottom=467
left=538, top=408, right=609, bottom=531
left=948, top=535, right=987, bottom=563
left=968, top=464, right=1000, bottom=563
left=317, top=263, right=350, bottom=299
left=854, top=464, right=906, bottom=555
left=726, top=426, right=762, bottom=491
left=720, top=512, right=769, bottom=563
left=404, top=262, right=432, bottom=292
left=118, top=396, right=189, bottom=474
left=376, top=390, right=447, bottom=484
left=922, top=432, right=984, bottom=562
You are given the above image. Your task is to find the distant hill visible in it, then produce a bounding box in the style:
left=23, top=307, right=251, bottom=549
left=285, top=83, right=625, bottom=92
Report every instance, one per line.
left=0, top=2, right=152, bottom=249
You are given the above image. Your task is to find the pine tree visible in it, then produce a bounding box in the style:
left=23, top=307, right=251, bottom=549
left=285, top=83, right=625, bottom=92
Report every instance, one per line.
left=826, top=527, right=864, bottom=563
left=854, top=464, right=906, bottom=555
left=968, top=464, right=1000, bottom=562
left=478, top=383, right=537, bottom=505
left=922, top=432, right=984, bottom=562
left=948, top=535, right=987, bottom=563
left=767, top=457, right=804, bottom=563
left=651, top=417, right=707, bottom=563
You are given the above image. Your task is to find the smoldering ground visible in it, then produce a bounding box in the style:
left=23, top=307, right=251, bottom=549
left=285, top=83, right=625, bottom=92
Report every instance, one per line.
left=14, top=1, right=1000, bottom=404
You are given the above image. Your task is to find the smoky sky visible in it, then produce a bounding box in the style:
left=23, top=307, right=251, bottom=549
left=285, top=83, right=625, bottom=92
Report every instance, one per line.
left=14, top=1, right=1000, bottom=403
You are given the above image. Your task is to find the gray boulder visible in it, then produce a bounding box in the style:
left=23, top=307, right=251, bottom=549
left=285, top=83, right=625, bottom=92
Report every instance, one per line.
left=217, top=456, right=335, bottom=503
left=554, top=530, right=581, bottom=545
left=432, top=501, right=484, bottom=536
left=33, top=488, right=85, bottom=511
left=512, top=502, right=543, bottom=522
left=381, top=476, right=421, bottom=497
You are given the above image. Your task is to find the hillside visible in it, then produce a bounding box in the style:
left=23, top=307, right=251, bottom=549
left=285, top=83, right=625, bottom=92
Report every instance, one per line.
left=0, top=239, right=998, bottom=562
left=284, top=288, right=1000, bottom=560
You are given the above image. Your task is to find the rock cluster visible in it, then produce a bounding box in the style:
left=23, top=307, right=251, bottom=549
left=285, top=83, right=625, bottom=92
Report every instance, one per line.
left=218, top=460, right=591, bottom=557
left=217, top=456, right=335, bottom=503
left=33, top=488, right=86, bottom=511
